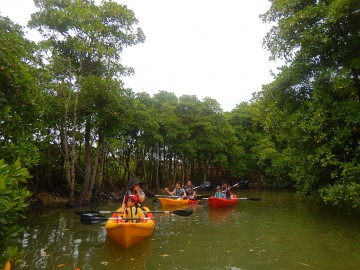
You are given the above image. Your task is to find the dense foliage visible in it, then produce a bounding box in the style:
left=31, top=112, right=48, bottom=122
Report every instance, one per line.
left=0, top=16, right=39, bottom=265
left=1, top=3, right=359, bottom=262
left=0, top=160, right=32, bottom=266
left=1, top=0, right=359, bottom=264
left=259, top=0, right=360, bottom=206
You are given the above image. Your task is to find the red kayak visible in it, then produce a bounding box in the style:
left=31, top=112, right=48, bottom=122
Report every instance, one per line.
left=207, top=195, right=238, bottom=209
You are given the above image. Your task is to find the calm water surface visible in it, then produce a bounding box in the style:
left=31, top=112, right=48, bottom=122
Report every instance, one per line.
left=18, top=191, right=360, bottom=270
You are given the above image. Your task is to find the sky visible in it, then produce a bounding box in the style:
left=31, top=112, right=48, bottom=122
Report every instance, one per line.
left=1, top=0, right=278, bottom=112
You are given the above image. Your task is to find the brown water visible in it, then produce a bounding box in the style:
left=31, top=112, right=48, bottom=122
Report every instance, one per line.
left=18, top=191, right=360, bottom=270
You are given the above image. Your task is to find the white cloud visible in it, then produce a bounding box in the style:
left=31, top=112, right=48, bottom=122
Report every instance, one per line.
left=1, top=0, right=279, bottom=111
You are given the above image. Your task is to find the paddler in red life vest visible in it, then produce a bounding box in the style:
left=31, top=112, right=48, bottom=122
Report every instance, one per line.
left=121, top=195, right=145, bottom=223
left=221, top=182, right=234, bottom=199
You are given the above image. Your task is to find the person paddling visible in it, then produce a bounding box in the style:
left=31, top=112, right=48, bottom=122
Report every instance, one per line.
left=221, top=182, right=234, bottom=199
left=215, top=186, right=225, bottom=198
left=164, top=181, right=187, bottom=199
left=121, top=195, right=145, bottom=223
left=184, top=180, right=196, bottom=199
left=121, top=178, right=146, bottom=212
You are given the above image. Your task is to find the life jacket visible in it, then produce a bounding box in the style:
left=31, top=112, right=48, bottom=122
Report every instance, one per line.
left=124, top=205, right=145, bottom=223
left=175, top=187, right=186, bottom=197
left=215, top=191, right=224, bottom=198
left=222, top=188, right=231, bottom=198
left=185, top=185, right=195, bottom=196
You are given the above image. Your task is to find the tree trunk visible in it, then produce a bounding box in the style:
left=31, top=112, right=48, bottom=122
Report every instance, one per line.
left=77, top=120, right=92, bottom=206
left=61, top=66, right=79, bottom=206
left=89, top=136, right=101, bottom=200
left=156, top=142, right=160, bottom=188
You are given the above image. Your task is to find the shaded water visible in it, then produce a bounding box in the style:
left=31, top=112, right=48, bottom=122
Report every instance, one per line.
left=18, top=191, right=360, bottom=270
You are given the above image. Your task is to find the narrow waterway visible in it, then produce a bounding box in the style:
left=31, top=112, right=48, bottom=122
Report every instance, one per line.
left=18, top=190, right=360, bottom=270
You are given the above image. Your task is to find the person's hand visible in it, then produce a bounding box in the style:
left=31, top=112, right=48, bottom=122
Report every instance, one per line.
left=164, top=188, right=168, bottom=191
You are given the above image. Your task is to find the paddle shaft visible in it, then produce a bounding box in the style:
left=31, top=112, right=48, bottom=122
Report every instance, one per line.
left=154, top=195, right=185, bottom=199
left=236, top=197, right=262, bottom=201
left=202, top=197, right=262, bottom=201
left=80, top=215, right=154, bottom=225
left=76, top=209, right=193, bottom=217
left=229, top=180, right=248, bottom=189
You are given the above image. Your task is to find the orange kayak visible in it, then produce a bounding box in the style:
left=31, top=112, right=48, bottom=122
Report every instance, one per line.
left=158, top=197, right=191, bottom=207
left=105, top=207, right=155, bottom=248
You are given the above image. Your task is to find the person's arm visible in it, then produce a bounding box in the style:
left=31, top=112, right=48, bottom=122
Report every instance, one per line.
left=228, top=188, right=234, bottom=198
left=120, top=191, right=128, bottom=212
left=134, top=185, right=146, bottom=203
left=164, top=187, right=174, bottom=195
left=181, top=188, right=187, bottom=198
left=121, top=201, right=125, bottom=212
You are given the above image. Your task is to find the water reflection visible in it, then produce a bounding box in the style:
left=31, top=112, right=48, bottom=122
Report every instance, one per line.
left=103, top=236, right=153, bottom=270
left=17, top=192, right=360, bottom=270
left=207, top=206, right=237, bottom=225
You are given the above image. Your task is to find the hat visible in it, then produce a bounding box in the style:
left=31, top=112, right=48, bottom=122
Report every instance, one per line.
left=125, top=195, right=139, bottom=203
left=216, top=186, right=221, bottom=190
left=127, top=178, right=143, bottom=189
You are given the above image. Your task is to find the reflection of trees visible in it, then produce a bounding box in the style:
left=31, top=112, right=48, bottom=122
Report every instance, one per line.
left=17, top=194, right=360, bottom=269
left=19, top=209, right=107, bottom=269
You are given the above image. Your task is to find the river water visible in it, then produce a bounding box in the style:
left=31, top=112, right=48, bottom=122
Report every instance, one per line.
left=18, top=190, right=360, bottom=270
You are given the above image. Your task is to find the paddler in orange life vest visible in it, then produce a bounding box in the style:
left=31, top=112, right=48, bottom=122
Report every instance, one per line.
left=121, top=178, right=146, bottom=212
left=221, top=182, right=234, bottom=199
left=121, top=195, right=145, bottom=223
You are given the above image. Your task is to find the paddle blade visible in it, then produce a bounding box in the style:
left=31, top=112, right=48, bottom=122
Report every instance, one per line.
left=201, top=181, right=211, bottom=188
left=79, top=213, right=108, bottom=225
left=76, top=210, right=99, bottom=215
left=171, top=209, right=193, bottom=217
left=194, top=195, right=210, bottom=200
left=237, top=197, right=262, bottom=201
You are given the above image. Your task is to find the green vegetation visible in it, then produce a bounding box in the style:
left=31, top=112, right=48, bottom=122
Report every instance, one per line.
left=259, top=0, right=360, bottom=206
left=1, top=0, right=359, bottom=263
left=0, top=160, right=32, bottom=266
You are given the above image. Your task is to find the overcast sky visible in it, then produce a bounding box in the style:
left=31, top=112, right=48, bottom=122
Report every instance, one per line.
left=1, top=0, right=278, bottom=112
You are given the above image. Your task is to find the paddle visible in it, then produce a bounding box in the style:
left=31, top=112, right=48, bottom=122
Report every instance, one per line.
left=148, top=209, right=193, bottom=216
left=79, top=213, right=155, bottom=225
left=193, top=181, right=211, bottom=190
left=236, top=197, right=262, bottom=201
left=229, top=180, right=248, bottom=189
left=153, top=195, right=185, bottom=199
left=76, top=208, right=193, bottom=217
left=202, top=197, right=262, bottom=201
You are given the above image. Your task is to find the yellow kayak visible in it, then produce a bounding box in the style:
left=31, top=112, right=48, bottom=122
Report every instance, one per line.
left=105, top=207, right=155, bottom=248
left=158, top=197, right=192, bottom=207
